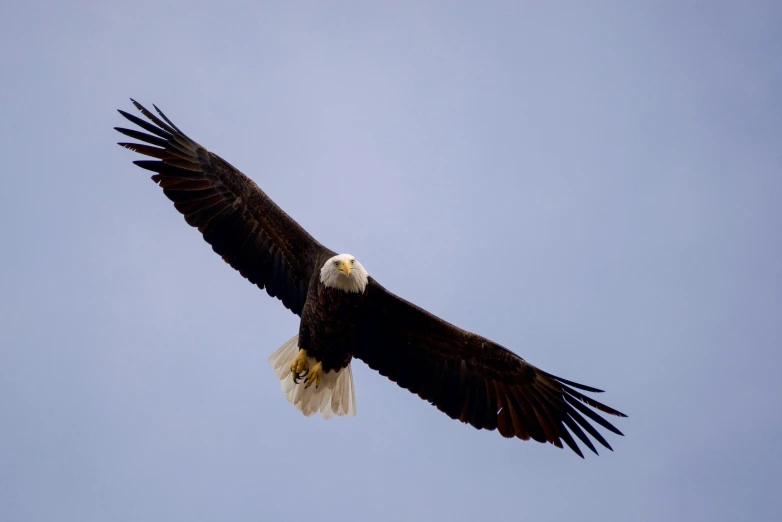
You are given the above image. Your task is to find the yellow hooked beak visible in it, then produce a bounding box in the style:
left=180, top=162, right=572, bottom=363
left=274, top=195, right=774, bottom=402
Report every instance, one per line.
left=341, top=260, right=352, bottom=277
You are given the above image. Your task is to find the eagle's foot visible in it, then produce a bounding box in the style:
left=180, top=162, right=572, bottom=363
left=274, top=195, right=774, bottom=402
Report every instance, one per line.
left=304, top=362, right=323, bottom=389
left=291, top=349, right=310, bottom=383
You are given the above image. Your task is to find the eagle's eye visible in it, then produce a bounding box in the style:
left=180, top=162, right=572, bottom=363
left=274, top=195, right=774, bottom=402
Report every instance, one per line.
left=334, top=261, right=339, bottom=267
left=350, top=259, right=355, bottom=265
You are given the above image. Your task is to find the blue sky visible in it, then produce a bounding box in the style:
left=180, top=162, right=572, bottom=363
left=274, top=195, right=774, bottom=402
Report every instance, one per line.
left=2, top=1, right=781, bottom=520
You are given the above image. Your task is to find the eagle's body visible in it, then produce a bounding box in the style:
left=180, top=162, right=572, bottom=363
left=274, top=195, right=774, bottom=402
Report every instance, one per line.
left=300, top=257, right=367, bottom=373
left=116, top=100, right=627, bottom=457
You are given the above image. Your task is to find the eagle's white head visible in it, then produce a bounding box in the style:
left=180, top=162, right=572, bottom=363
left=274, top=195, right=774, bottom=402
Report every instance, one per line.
left=319, top=253, right=369, bottom=294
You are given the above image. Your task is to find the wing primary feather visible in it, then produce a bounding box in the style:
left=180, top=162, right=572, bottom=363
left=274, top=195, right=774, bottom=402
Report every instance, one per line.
left=541, top=371, right=606, bottom=393
left=130, top=99, right=178, bottom=136
left=165, top=138, right=199, bottom=161
left=134, top=160, right=201, bottom=179
left=118, top=143, right=170, bottom=160
left=534, top=377, right=567, bottom=409
left=565, top=403, right=613, bottom=451
left=558, top=424, right=585, bottom=458
left=130, top=99, right=199, bottom=151
left=131, top=159, right=166, bottom=173
left=562, top=413, right=598, bottom=455
left=559, top=382, right=627, bottom=417
left=153, top=103, right=190, bottom=137
left=564, top=394, right=624, bottom=436
left=117, top=109, right=172, bottom=140
left=115, top=128, right=168, bottom=147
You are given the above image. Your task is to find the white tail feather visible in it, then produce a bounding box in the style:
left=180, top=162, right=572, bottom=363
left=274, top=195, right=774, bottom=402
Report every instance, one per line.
left=267, top=335, right=356, bottom=419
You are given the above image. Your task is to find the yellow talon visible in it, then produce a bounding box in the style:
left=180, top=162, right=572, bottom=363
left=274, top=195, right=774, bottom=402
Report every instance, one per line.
left=291, top=349, right=309, bottom=383
left=304, top=362, right=323, bottom=389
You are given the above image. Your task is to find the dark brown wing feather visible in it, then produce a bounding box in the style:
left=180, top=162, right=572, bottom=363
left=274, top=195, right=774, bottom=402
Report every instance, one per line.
left=116, top=100, right=333, bottom=315
left=356, top=279, right=627, bottom=457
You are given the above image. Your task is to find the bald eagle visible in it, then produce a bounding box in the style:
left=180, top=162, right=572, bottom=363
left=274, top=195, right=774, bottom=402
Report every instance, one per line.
left=116, top=100, right=626, bottom=458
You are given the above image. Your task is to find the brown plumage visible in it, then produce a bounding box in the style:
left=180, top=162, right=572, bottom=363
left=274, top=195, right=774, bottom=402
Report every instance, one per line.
left=116, top=100, right=626, bottom=458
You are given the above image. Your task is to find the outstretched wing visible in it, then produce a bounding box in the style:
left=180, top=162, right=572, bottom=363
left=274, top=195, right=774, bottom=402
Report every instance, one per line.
left=357, top=279, right=627, bottom=457
left=116, top=100, right=333, bottom=315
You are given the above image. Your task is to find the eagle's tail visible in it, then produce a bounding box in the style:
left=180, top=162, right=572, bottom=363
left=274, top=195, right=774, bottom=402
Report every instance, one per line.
left=268, top=335, right=356, bottom=419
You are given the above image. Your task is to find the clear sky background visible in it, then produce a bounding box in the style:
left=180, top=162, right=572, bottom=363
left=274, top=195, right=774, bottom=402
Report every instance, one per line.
left=2, top=1, right=781, bottom=521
